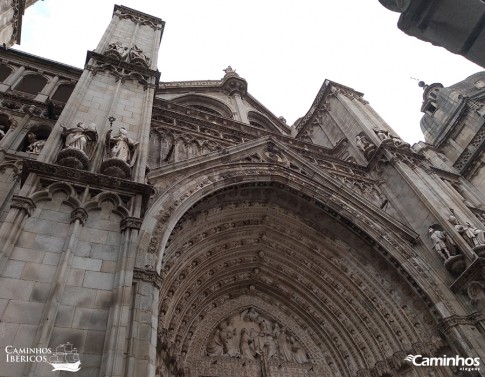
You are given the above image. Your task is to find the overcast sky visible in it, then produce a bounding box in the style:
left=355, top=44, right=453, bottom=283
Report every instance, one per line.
left=16, top=0, right=483, bottom=144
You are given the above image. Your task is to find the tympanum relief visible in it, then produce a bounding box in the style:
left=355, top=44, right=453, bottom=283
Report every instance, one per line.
left=206, top=308, right=308, bottom=365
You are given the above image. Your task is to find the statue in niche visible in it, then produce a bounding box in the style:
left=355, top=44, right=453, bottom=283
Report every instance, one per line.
left=61, top=122, right=97, bottom=154
left=100, top=127, right=139, bottom=179
left=107, top=127, right=139, bottom=165
left=428, top=227, right=453, bottom=260
left=105, top=41, right=129, bottom=60
left=129, top=45, right=150, bottom=66
left=26, top=132, right=46, bottom=154
left=448, top=215, right=485, bottom=250
left=57, top=122, right=97, bottom=170
left=0, top=127, right=5, bottom=140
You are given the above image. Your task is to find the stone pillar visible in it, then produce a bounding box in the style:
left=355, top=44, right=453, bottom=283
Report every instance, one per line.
left=100, top=217, right=142, bottom=377
left=34, top=75, right=59, bottom=103
left=0, top=195, right=35, bottom=271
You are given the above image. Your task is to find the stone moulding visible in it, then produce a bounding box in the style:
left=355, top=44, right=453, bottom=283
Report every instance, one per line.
left=113, top=4, right=165, bottom=31
left=10, top=194, right=36, bottom=216
left=120, top=217, right=143, bottom=232
left=133, top=267, right=162, bottom=289
left=21, top=160, right=152, bottom=215
left=70, top=207, right=88, bottom=225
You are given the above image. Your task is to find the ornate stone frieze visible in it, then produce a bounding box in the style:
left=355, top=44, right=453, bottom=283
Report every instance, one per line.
left=10, top=195, right=36, bottom=216
left=438, top=312, right=484, bottom=335
left=86, top=52, right=159, bottom=89
left=120, top=217, right=143, bottom=232
left=21, top=160, right=152, bottom=214
left=70, top=207, right=88, bottom=224
left=1, top=92, right=63, bottom=120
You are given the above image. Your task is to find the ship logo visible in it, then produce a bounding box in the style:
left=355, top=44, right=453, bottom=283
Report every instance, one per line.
left=48, top=342, right=81, bottom=372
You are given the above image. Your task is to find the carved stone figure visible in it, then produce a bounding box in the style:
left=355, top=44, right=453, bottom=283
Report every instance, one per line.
left=239, top=328, right=255, bottom=359
left=57, top=122, right=97, bottom=170
left=206, top=328, right=223, bottom=356
left=205, top=311, right=309, bottom=365
left=356, top=134, right=377, bottom=160
left=61, top=122, right=97, bottom=154
left=0, top=128, right=5, bottom=140
left=290, top=336, right=308, bottom=363
left=26, top=132, right=46, bottom=154
left=278, top=326, right=294, bottom=362
left=449, top=215, right=485, bottom=249
left=107, top=127, right=139, bottom=166
left=129, top=45, right=150, bottom=66
left=428, top=227, right=452, bottom=260
left=222, top=318, right=239, bottom=357
left=105, top=41, right=129, bottom=60
left=375, top=129, right=410, bottom=148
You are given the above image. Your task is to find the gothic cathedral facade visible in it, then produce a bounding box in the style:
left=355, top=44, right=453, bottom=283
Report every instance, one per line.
left=0, top=5, right=485, bottom=377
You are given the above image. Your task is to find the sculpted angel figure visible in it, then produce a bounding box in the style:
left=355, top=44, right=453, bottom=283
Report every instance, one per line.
left=106, top=127, right=139, bottom=166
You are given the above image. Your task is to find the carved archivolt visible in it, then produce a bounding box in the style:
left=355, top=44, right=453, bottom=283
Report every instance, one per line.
left=151, top=181, right=449, bottom=377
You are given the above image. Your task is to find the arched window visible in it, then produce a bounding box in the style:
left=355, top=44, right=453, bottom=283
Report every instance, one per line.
left=51, top=83, right=75, bottom=103
left=21, top=124, right=51, bottom=153
left=0, top=114, right=12, bottom=139
left=0, top=65, right=12, bottom=82
left=14, top=74, right=48, bottom=96
left=247, top=111, right=279, bottom=132
left=171, top=94, right=233, bottom=119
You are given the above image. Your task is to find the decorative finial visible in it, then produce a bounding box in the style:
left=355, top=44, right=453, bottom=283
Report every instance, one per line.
left=223, top=66, right=235, bottom=74
left=108, top=116, right=116, bottom=127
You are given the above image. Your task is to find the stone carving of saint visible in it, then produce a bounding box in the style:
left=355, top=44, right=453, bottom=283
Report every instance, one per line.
left=428, top=227, right=452, bottom=260
left=26, top=132, right=46, bottom=154
left=61, top=122, right=97, bottom=154
left=252, top=319, right=277, bottom=360
left=239, top=328, right=255, bottom=359
left=277, top=326, right=294, bottom=362
left=107, top=127, right=139, bottom=166
left=223, top=318, right=239, bottom=357
left=206, top=327, right=223, bottom=356
left=449, top=215, right=485, bottom=249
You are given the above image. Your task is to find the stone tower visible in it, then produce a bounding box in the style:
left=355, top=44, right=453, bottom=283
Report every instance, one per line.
left=0, top=5, right=163, bottom=377
left=0, top=4, right=485, bottom=377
